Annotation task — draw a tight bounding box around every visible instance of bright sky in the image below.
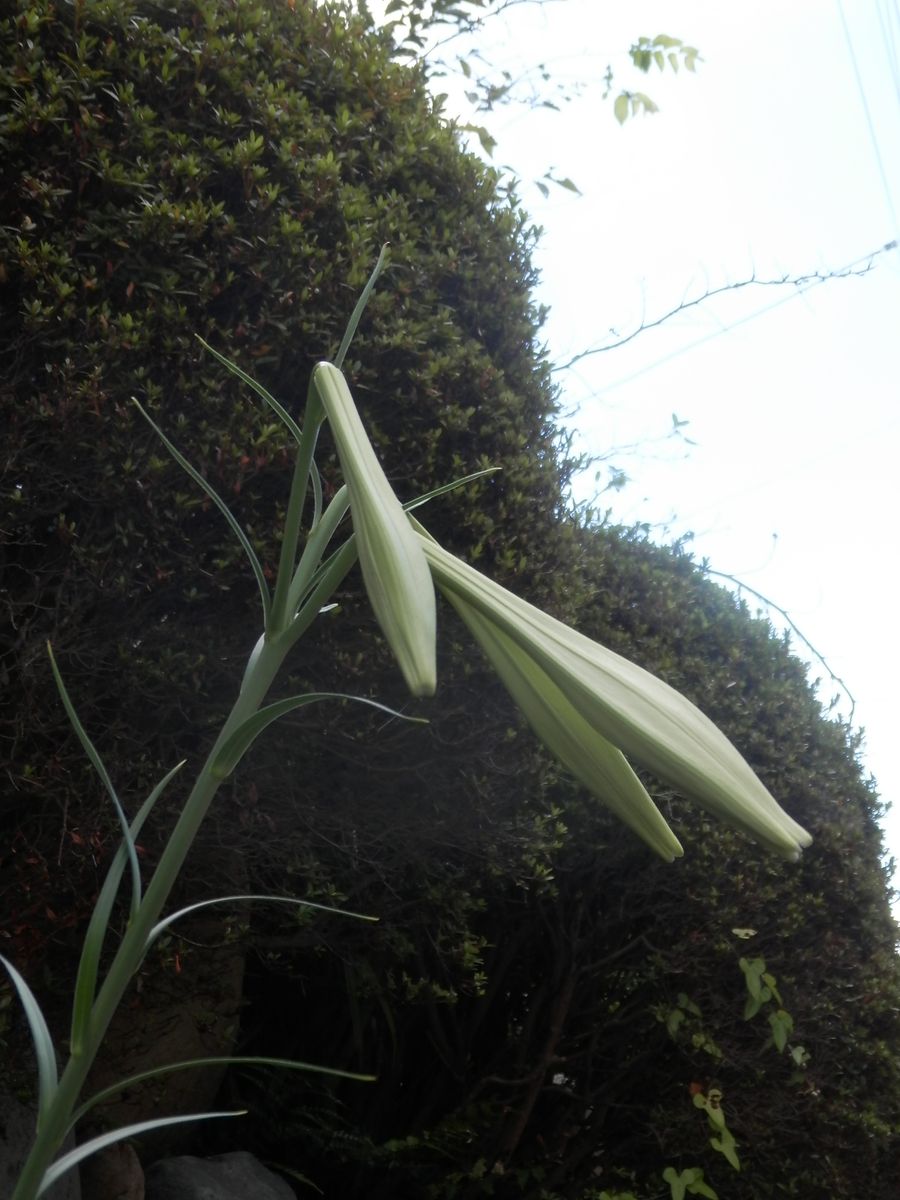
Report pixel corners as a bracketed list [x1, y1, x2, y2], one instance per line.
[367, 1, 900, 907]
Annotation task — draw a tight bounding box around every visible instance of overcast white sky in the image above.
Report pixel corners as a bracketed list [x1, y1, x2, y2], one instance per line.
[367, 1, 900, 906]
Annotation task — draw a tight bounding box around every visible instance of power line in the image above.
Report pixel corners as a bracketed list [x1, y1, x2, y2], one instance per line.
[836, 0, 900, 239]
[875, 0, 900, 104]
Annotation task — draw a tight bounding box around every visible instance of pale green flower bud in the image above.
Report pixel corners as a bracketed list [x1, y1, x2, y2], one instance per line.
[417, 526, 811, 860]
[454, 597, 684, 861]
[315, 363, 436, 696]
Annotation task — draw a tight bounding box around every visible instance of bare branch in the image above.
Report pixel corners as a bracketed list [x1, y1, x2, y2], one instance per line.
[703, 567, 857, 725]
[553, 241, 897, 373]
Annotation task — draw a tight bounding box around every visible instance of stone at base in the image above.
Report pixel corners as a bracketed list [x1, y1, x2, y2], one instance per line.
[0, 1091, 81, 1200]
[144, 1152, 296, 1200]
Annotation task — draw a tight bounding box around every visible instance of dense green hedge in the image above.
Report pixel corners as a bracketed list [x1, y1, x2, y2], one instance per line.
[2, 3, 897, 1198]
[220, 528, 898, 1200]
[1, 0, 578, 935]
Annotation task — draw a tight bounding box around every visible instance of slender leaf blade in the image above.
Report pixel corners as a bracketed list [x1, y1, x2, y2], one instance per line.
[195, 337, 304, 444]
[0, 956, 58, 1124]
[47, 645, 142, 918]
[133, 399, 270, 622]
[73, 1056, 375, 1125]
[402, 467, 500, 512]
[70, 761, 185, 1054]
[146, 892, 376, 949]
[38, 1113, 246, 1194]
[210, 692, 427, 779]
[335, 244, 389, 369]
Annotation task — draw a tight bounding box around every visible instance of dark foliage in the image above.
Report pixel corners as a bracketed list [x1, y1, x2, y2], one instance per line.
[1, 3, 897, 1198]
[1, 0, 576, 954]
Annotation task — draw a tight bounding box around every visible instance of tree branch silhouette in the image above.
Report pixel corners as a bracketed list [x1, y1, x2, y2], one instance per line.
[704, 567, 857, 724]
[554, 241, 897, 373]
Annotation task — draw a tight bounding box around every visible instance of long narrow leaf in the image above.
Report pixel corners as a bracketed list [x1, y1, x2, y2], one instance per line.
[195, 337, 304, 445]
[285, 536, 359, 650]
[310, 454, 324, 530]
[402, 467, 500, 512]
[210, 692, 427, 779]
[146, 892, 376, 949]
[70, 761, 185, 1055]
[335, 244, 389, 369]
[47, 645, 142, 919]
[268, 373, 326, 633]
[73, 1056, 375, 1126]
[287, 471, 496, 626]
[286, 485, 351, 620]
[38, 1113, 246, 1195]
[0, 956, 58, 1125]
[133, 399, 270, 622]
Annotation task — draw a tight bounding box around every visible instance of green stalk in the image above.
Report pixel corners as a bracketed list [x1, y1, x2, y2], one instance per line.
[11, 633, 290, 1200]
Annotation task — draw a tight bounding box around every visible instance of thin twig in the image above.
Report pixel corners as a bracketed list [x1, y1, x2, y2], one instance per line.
[554, 242, 896, 373]
[704, 567, 856, 724]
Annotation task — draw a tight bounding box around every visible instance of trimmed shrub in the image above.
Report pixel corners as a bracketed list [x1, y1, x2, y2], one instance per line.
[1, 3, 897, 1197]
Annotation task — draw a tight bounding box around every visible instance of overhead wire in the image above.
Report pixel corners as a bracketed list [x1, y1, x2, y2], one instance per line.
[876, 0, 900, 103]
[836, 0, 900, 240]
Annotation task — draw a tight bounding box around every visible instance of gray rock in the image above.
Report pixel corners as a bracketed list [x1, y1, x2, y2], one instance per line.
[144, 1152, 296, 1200]
[79, 1143, 144, 1199]
[0, 1091, 81, 1200]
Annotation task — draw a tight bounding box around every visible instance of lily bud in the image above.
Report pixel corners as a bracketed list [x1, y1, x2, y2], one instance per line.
[315, 363, 436, 696]
[417, 526, 811, 860]
[455, 598, 684, 861]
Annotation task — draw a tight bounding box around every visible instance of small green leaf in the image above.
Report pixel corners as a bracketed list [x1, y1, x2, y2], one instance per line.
[666, 1007, 685, 1037]
[769, 1008, 794, 1052]
[554, 176, 581, 194]
[663, 1166, 687, 1200]
[614, 93, 630, 124]
[683, 1167, 719, 1199]
[633, 92, 659, 116]
[710, 1126, 741, 1171]
[740, 955, 765, 999]
[461, 123, 496, 156]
